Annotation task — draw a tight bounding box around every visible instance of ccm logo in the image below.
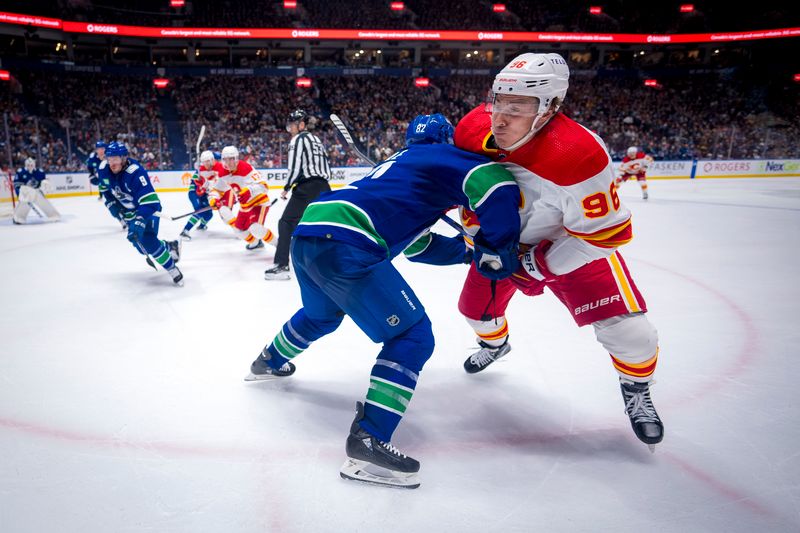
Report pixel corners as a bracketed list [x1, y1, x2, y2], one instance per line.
[574, 295, 620, 315]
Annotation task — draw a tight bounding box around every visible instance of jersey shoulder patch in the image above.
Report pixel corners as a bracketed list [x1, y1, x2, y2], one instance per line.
[507, 114, 609, 187]
[125, 163, 141, 174]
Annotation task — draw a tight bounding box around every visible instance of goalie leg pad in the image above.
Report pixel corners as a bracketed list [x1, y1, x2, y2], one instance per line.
[32, 193, 60, 221]
[12, 201, 32, 224]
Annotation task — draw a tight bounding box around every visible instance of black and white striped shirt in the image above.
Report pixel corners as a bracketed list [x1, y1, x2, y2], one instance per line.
[285, 131, 331, 190]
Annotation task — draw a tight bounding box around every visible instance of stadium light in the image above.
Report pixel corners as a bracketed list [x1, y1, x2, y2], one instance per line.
[296, 77, 312, 88]
[169, 0, 185, 7]
[493, 4, 506, 12]
[390, 2, 405, 11]
[284, 0, 297, 8]
[0, 70, 10, 81]
[153, 78, 170, 89]
[644, 79, 659, 87]
[414, 77, 430, 88]
[679, 4, 695, 13]
[589, 6, 602, 15]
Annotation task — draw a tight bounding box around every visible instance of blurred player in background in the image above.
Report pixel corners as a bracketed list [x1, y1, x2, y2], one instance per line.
[209, 145, 276, 251]
[264, 109, 332, 281]
[86, 140, 106, 201]
[180, 150, 221, 240]
[12, 157, 59, 224]
[616, 146, 654, 200]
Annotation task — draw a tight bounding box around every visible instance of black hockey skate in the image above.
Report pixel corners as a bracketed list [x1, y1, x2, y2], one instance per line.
[179, 229, 192, 241]
[264, 264, 291, 281]
[245, 239, 264, 251]
[167, 239, 182, 262]
[463, 338, 511, 374]
[340, 402, 420, 489]
[244, 348, 296, 381]
[619, 378, 663, 452]
[167, 266, 184, 287]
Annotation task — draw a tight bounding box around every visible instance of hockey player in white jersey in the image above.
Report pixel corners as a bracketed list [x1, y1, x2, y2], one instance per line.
[12, 158, 60, 224]
[455, 53, 663, 451]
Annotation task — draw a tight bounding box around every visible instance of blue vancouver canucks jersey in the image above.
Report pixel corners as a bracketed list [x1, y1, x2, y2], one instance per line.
[99, 159, 162, 219]
[295, 143, 520, 258]
[14, 168, 47, 193]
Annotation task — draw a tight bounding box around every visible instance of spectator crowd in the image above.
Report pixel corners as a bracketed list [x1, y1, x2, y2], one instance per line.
[3, 69, 798, 173]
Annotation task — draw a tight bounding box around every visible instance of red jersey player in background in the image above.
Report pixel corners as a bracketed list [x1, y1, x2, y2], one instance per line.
[180, 150, 224, 240]
[616, 146, 654, 200]
[210, 145, 276, 251]
[455, 53, 663, 451]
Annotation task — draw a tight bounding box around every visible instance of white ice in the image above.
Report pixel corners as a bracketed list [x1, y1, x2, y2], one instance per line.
[1, 178, 799, 533]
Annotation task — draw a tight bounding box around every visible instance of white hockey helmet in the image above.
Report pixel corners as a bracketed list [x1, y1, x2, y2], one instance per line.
[200, 150, 215, 165]
[492, 53, 570, 114]
[490, 53, 570, 150]
[24, 157, 36, 171]
[221, 146, 239, 160]
[627, 146, 639, 158]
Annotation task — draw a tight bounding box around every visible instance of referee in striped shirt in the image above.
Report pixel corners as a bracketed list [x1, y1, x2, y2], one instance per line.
[265, 109, 332, 280]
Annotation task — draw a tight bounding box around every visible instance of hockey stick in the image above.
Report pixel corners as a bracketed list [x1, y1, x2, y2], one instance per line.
[165, 197, 279, 222]
[195, 125, 206, 168]
[330, 113, 375, 166]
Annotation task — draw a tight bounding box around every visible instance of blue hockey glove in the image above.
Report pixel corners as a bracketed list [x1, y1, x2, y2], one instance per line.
[474, 240, 519, 280]
[89, 175, 99, 186]
[127, 216, 147, 246]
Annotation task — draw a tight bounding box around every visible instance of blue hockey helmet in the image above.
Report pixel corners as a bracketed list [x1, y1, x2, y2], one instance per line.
[105, 141, 129, 157]
[95, 140, 107, 149]
[405, 113, 454, 146]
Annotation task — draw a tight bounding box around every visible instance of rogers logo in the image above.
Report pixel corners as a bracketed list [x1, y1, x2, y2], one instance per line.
[646, 35, 671, 43]
[478, 32, 503, 40]
[291, 30, 298, 37]
[87, 24, 118, 34]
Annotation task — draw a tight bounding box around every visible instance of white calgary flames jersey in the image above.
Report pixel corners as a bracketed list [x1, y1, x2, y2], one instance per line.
[212, 160, 269, 205]
[455, 107, 633, 276]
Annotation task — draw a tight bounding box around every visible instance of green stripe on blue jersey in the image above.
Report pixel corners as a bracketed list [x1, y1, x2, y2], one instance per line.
[138, 192, 160, 205]
[402, 232, 432, 258]
[272, 330, 304, 359]
[365, 377, 414, 415]
[462, 162, 516, 210]
[299, 201, 388, 250]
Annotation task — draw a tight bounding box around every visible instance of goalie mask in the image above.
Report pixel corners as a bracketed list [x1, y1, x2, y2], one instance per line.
[24, 158, 36, 172]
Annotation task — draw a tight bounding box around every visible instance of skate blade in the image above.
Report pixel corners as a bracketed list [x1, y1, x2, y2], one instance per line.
[648, 444, 656, 453]
[243, 372, 285, 382]
[339, 458, 420, 489]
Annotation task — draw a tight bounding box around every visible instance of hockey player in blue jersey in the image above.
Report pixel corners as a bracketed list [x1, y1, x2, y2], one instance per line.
[12, 157, 60, 224]
[86, 140, 106, 200]
[245, 114, 521, 488]
[99, 142, 184, 286]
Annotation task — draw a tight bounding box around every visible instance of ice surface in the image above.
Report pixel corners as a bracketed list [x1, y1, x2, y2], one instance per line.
[1, 178, 799, 532]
